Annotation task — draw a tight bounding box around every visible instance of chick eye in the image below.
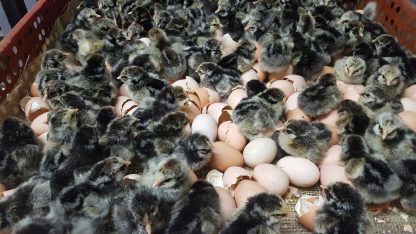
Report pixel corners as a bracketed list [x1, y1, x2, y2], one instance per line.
[159, 178, 172, 186]
[376, 124, 382, 134]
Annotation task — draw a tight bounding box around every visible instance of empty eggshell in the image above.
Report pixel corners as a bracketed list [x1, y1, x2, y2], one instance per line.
[284, 75, 306, 92]
[218, 121, 247, 151]
[172, 76, 199, 92]
[215, 186, 237, 226]
[203, 88, 221, 104]
[268, 80, 295, 99]
[192, 114, 217, 142]
[234, 180, 267, 208]
[319, 145, 342, 168]
[209, 141, 244, 172]
[277, 156, 320, 187]
[23, 97, 50, 122]
[31, 112, 49, 136]
[320, 164, 352, 187]
[207, 103, 231, 123]
[285, 92, 301, 112]
[194, 88, 210, 107]
[179, 99, 201, 123]
[223, 166, 252, 191]
[206, 169, 224, 188]
[252, 63, 266, 81]
[241, 69, 259, 85]
[115, 96, 139, 117]
[243, 138, 277, 167]
[401, 98, 416, 113]
[398, 111, 416, 132]
[296, 196, 324, 231]
[227, 86, 247, 109]
[221, 34, 239, 55]
[253, 164, 289, 196]
[286, 108, 311, 121]
[404, 85, 416, 102]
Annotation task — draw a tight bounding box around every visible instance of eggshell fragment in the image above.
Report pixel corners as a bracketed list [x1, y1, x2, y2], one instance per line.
[209, 141, 244, 172]
[223, 166, 252, 191]
[401, 98, 416, 113]
[31, 112, 49, 136]
[320, 164, 351, 187]
[194, 88, 210, 107]
[221, 34, 239, 55]
[218, 121, 247, 151]
[268, 65, 293, 81]
[227, 86, 247, 109]
[31, 82, 41, 97]
[243, 138, 277, 167]
[284, 75, 306, 92]
[115, 96, 139, 117]
[215, 186, 237, 226]
[286, 108, 311, 121]
[253, 164, 289, 196]
[319, 145, 342, 168]
[234, 180, 267, 208]
[23, 97, 50, 122]
[398, 111, 416, 132]
[404, 85, 416, 102]
[241, 69, 259, 85]
[172, 76, 199, 92]
[192, 114, 217, 142]
[285, 92, 301, 112]
[268, 80, 295, 99]
[206, 169, 224, 188]
[277, 156, 320, 187]
[179, 99, 201, 123]
[296, 196, 324, 231]
[203, 88, 221, 104]
[207, 103, 231, 123]
[252, 63, 266, 81]
[328, 125, 339, 145]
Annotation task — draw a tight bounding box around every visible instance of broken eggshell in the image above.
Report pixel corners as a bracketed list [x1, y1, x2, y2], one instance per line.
[296, 195, 324, 231]
[206, 169, 225, 188]
[172, 76, 199, 92]
[223, 166, 252, 192]
[217, 121, 247, 151]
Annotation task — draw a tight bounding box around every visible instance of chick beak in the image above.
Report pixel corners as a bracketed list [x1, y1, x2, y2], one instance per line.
[348, 68, 354, 77]
[381, 130, 389, 140]
[145, 223, 152, 234]
[152, 176, 163, 187]
[123, 160, 131, 166]
[244, 26, 250, 32]
[117, 76, 126, 82]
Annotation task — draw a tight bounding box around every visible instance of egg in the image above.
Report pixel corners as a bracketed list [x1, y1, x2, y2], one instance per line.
[223, 166, 252, 191]
[243, 138, 277, 167]
[401, 98, 416, 113]
[207, 103, 231, 123]
[218, 121, 247, 151]
[404, 85, 416, 102]
[286, 108, 311, 121]
[192, 114, 217, 142]
[227, 86, 247, 109]
[22, 96, 50, 122]
[268, 65, 293, 81]
[188, 93, 202, 109]
[241, 68, 259, 85]
[276, 156, 320, 187]
[319, 145, 342, 168]
[252, 63, 266, 81]
[179, 99, 201, 123]
[172, 76, 199, 92]
[253, 164, 289, 196]
[343, 84, 365, 101]
[284, 75, 306, 92]
[38, 131, 48, 145]
[221, 34, 239, 55]
[194, 88, 210, 108]
[398, 111, 416, 132]
[209, 141, 244, 172]
[234, 180, 267, 208]
[215, 186, 237, 226]
[268, 80, 294, 99]
[285, 92, 301, 112]
[296, 196, 324, 231]
[317, 110, 338, 128]
[118, 84, 131, 97]
[31, 82, 41, 97]
[206, 169, 224, 188]
[115, 96, 139, 117]
[203, 88, 221, 104]
[31, 112, 49, 136]
[320, 164, 352, 187]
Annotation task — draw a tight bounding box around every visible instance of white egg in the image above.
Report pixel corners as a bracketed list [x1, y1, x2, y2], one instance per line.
[253, 164, 289, 196]
[276, 156, 320, 187]
[192, 114, 218, 142]
[243, 138, 277, 167]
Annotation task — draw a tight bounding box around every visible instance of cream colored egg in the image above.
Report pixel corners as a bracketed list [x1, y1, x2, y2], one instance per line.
[320, 164, 352, 187]
[227, 87, 247, 109]
[276, 156, 320, 187]
[404, 85, 416, 102]
[285, 92, 301, 112]
[31, 112, 49, 136]
[401, 98, 416, 113]
[192, 114, 217, 142]
[253, 164, 289, 196]
[243, 138, 277, 167]
[398, 111, 416, 132]
[215, 186, 237, 226]
[234, 180, 267, 208]
[284, 75, 306, 92]
[223, 166, 252, 191]
[218, 121, 247, 151]
[286, 108, 311, 121]
[209, 141, 244, 172]
[172, 76, 199, 92]
[241, 68, 259, 86]
[319, 145, 342, 168]
[268, 80, 294, 99]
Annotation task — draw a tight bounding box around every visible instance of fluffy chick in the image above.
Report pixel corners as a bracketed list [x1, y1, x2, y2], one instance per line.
[218, 41, 257, 73]
[232, 88, 285, 139]
[358, 86, 404, 117]
[117, 66, 168, 102]
[220, 193, 286, 234]
[341, 135, 402, 204]
[259, 36, 294, 73]
[197, 62, 242, 98]
[277, 120, 332, 163]
[336, 100, 370, 138]
[0, 117, 42, 189]
[186, 39, 222, 80]
[390, 159, 416, 215]
[298, 74, 342, 118]
[365, 112, 416, 161]
[334, 56, 367, 85]
[41, 49, 71, 70]
[166, 181, 221, 234]
[366, 64, 405, 98]
[172, 133, 212, 171]
[72, 28, 103, 65]
[315, 182, 373, 234]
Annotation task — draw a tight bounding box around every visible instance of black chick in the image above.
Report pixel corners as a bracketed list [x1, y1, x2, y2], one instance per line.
[96, 106, 117, 137]
[336, 100, 370, 138]
[315, 182, 373, 234]
[172, 133, 212, 171]
[218, 40, 257, 73]
[298, 74, 342, 118]
[0, 117, 42, 189]
[220, 193, 287, 234]
[390, 159, 416, 215]
[259, 36, 294, 73]
[196, 62, 242, 99]
[102, 27, 128, 69]
[186, 39, 222, 81]
[166, 180, 221, 234]
[358, 86, 403, 117]
[215, 0, 245, 41]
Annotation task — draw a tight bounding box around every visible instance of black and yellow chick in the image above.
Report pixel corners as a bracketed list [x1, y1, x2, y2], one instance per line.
[186, 39, 222, 81]
[315, 182, 373, 234]
[218, 40, 257, 73]
[366, 64, 405, 98]
[298, 74, 342, 118]
[390, 159, 416, 215]
[341, 135, 402, 205]
[173, 133, 212, 171]
[220, 193, 287, 234]
[277, 120, 332, 164]
[259, 36, 294, 73]
[358, 86, 403, 117]
[334, 56, 367, 85]
[336, 100, 370, 138]
[166, 180, 221, 234]
[72, 28, 103, 66]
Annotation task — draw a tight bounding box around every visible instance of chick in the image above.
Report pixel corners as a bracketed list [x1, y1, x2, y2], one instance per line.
[12, 216, 63, 234]
[365, 112, 416, 161]
[41, 49, 71, 70]
[291, 47, 331, 81]
[0, 117, 42, 189]
[390, 159, 416, 215]
[90, 17, 117, 39]
[97, 0, 119, 23]
[366, 64, 405, 98]
[218, 41, 257, 73]
[220, 193, 286, 234]
[166, 181, 221, 234]
[298, 74, 342, 118]
[196, 62, 242, 98]
[259, 36, 294, 73]
[172, 133, 212, 171]
[72, 28, 103, 65]
[102, 27, 128, 69]
[341, 135, 402, 204]
[148, 28, 187, 82]
[117, 66, 168, 102]
[186, 39, 222, 80]
[245, 79, 267, 97]
[334, 56, 367, 85]
[358, 86, 403, 116]
[336, 100, 370, 138]
[96, 106, 117, 136]
[277, 120, 332, 163]
[232, 88, 285, 139]
[315, 182, 373, 234]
